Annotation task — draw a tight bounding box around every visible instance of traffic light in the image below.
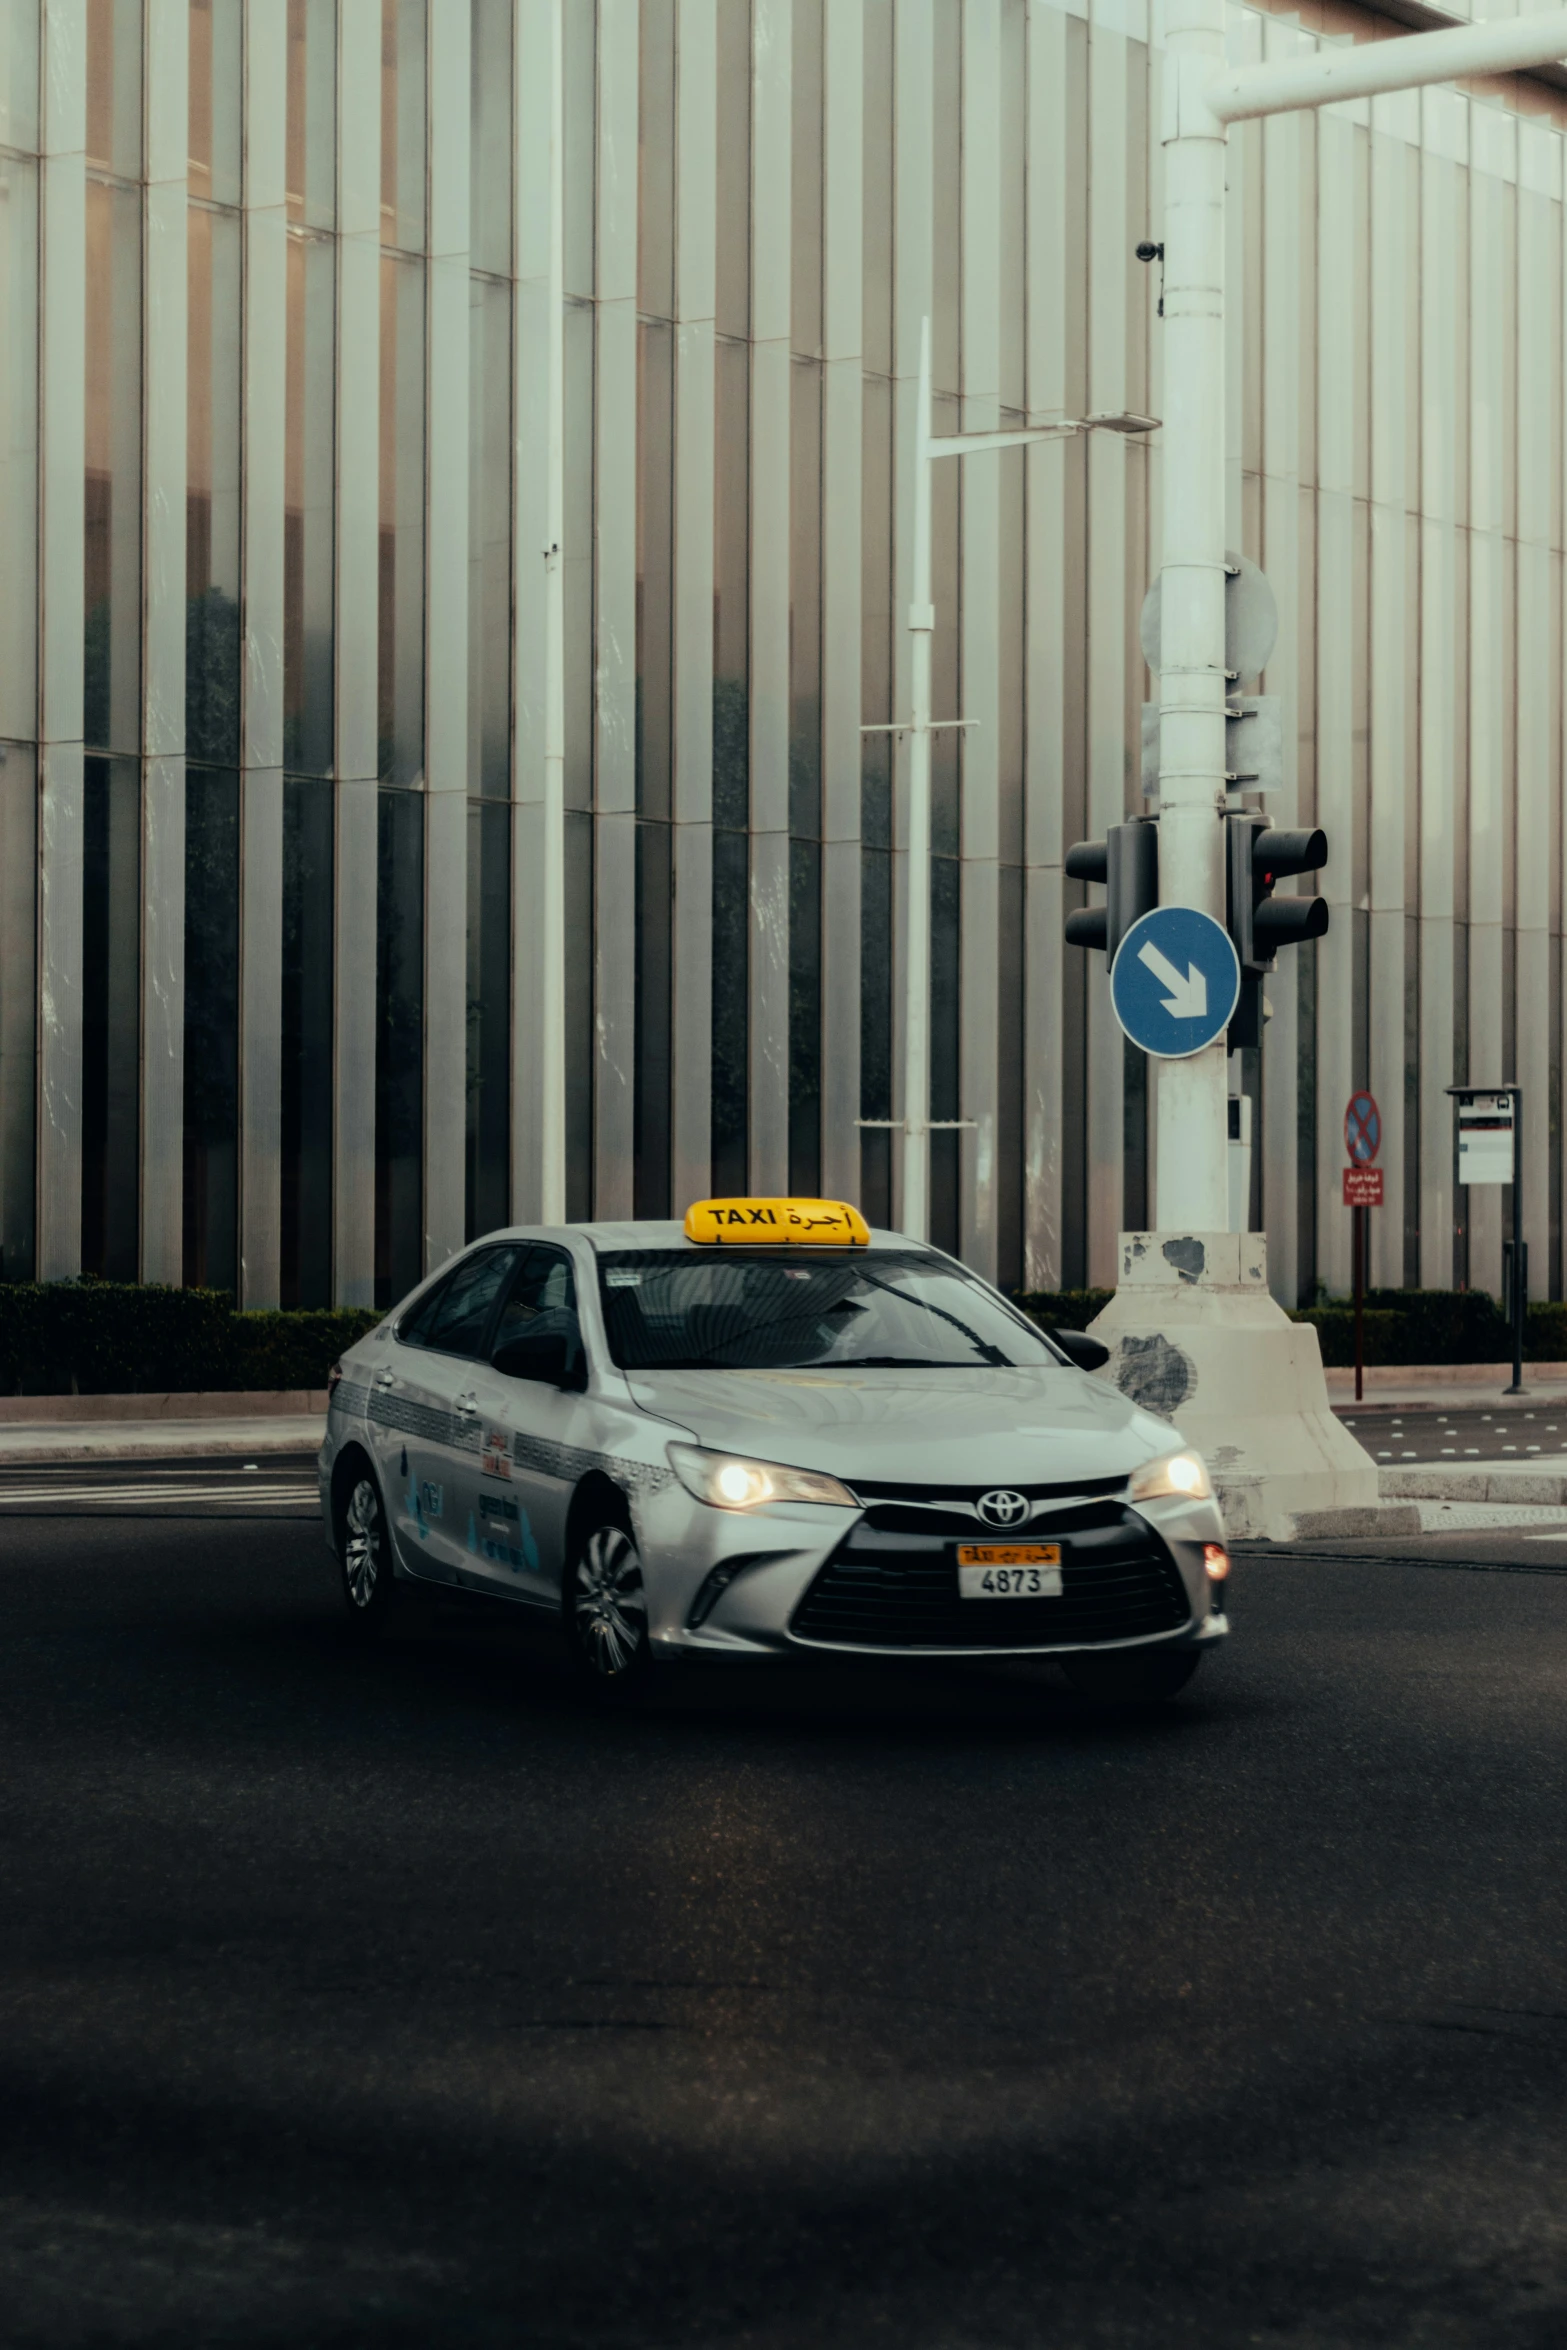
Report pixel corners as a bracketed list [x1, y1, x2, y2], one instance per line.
[1226, 814, 1329, 1048]
[1226, 815, 1330, 973]
[1064, 820, 1158, 964]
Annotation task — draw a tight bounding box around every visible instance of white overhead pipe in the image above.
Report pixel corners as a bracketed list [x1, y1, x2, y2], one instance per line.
[1209, 9, 1567, 124]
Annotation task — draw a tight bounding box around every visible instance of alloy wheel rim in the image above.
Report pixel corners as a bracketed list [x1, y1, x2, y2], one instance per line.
[574, 1524, 647, 1676]
[344, 1478, 382, 1608]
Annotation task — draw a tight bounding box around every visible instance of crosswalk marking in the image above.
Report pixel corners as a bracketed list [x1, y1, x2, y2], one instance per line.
[0, 1483, 317, 1505]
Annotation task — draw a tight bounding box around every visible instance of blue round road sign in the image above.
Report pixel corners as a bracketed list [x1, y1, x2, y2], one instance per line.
[1110, 906, 1241, 1059]
[1345, 1091, 1381, 1165]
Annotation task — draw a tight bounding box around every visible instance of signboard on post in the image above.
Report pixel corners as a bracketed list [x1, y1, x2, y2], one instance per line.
[1343, 1166, 1384, 1208]
[1342, 1091, 1383, 1403]
[1344, 1092, 1381, 1167]
[1455, 1091, 1516, 1186]
[1109, 906, 1241, 1059]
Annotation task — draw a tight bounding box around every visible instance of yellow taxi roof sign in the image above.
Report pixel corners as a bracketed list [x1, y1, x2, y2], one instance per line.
[684, 1197, 871, 1247]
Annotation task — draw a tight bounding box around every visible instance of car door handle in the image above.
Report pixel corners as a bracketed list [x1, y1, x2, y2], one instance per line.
[374, 1371, 397, 1390]
[454, 1393, 479, 1415]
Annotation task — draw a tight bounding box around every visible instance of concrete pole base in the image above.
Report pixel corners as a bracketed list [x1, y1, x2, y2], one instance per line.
[1086, 1231, 1383, 1541]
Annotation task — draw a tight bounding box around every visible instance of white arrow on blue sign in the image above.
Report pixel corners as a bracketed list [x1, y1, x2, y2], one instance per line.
[1109, 906, 1242, 1059]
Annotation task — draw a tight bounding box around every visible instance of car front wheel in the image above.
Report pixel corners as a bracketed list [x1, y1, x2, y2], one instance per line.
[1062, 1646, 1201, 1705]
[565, 1503, 651, 1693]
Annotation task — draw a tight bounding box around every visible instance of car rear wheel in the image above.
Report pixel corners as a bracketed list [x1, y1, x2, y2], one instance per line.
[337, 1465, 396, 1634]
[1062, 1646, 1201, 1705]
[565, 1503, 651, 1693]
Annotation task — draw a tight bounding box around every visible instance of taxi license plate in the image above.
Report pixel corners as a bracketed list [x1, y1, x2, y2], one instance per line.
[956, 1543, 1062, 1599]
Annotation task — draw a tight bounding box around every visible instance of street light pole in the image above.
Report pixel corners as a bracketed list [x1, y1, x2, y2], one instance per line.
[539, 0, 567, 1225]
[870, 321, 1156, 1242]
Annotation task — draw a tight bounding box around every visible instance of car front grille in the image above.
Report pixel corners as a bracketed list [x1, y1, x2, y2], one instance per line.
[847, 1472, 1129, 1507]
[790, 1501, 1191, 1651]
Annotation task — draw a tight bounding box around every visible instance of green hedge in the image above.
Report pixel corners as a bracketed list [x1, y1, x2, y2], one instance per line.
[1015, 1282, 1567, 1368]
[1012, 1290, 1115, 1333]
[0, 1282, 379, 1396]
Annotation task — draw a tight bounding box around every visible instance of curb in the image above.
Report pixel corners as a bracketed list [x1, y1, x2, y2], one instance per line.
[0, 1419, 324, 1466]
[0, 1390, 328, 1424]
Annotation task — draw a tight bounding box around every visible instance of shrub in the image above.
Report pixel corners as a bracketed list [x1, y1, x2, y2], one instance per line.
[1012, 1289, 1115, 1334]
[0, 1281, 379, 1396]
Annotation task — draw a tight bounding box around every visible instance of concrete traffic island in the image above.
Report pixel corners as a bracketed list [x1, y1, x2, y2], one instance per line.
[1087, 1230, 1415, 1541]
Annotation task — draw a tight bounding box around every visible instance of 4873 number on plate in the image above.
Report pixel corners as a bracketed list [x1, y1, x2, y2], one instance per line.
[955, 1542, 1063, 1600]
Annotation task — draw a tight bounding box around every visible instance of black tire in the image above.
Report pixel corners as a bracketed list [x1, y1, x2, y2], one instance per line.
[1061, 1646, 1201, 1705]
[563, 1497, 652, 1695]
[335, 1460, 397, 1635]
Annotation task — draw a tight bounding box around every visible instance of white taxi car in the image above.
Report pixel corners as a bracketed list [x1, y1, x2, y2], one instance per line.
[319, 1199, 1230, 1703]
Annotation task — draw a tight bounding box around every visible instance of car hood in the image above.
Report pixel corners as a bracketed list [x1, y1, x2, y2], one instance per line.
[624, 1363, 1175, 1486]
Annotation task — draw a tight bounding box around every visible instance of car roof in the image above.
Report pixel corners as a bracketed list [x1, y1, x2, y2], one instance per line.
[465, 1221, 931, 1255]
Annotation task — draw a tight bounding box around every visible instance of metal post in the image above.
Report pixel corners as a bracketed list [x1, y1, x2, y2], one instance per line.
[900, 317, 935, 1244]
[539, 0, 567, 1223]
[1152, 0, 1231, 1231]
[1508, 1089, 1525, 1396]
[1353, 1204, 1364, 1404]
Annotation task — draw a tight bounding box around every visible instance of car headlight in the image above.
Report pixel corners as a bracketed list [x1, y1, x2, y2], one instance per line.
[666, 1443, 857, 1511]
[1128, 1448, 1212, 1503]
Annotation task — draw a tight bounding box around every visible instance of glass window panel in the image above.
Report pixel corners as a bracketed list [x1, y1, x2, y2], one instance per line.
[468, 274, 511, 796]
[287, 0, 337, 229]
[789, 358, 822, 842]
[0, 155, 38, 744]
[375, 784, 424, 1306]
[378, 250, 426, 785]
[85, 176, 141, 756]
[0, 2, 38, 153]
[712, 336, 749, 830]
[563, 0, 595, 298]
[86, 0, 141, 178]
[0, 742, 35, 1279]
[930, 851, 960, 1256]
[999, 0, 1026, 412]
[860, 373, 892, 851]
[381, 0, 427, 254]
[188, 0, 242, 207]
[790, 0, 823, 358]
[466, 798, 510, 1241]
[788, 835, 820, 1195]
[710, 826, 747, 1196]
[564, 300, 594, 810]
[285, 228, 336, 775]
[82, 755, 141, 1280]
[931, 394, 960, 856]
[634, 819, 671, 1217]
[858, 843, 892, 1226]
[187, 202, 242, 766]
[636, 318, 673, 821]
[469, 0, 513, 274]
[862, 0, 893, 378]
[637, 0, 675, 320]
[996, 859, 1024, 1292]
[281, 774, 334, 1307]
[998, 439, 1024, 866]
[565, 805, 593, 1217]
[714, 0, 750, 341]
[183, 766, 240, 1294]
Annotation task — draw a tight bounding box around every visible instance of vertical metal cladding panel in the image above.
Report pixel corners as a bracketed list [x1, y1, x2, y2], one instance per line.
[0, 745, 37, 1281]
[1418, 90, 1463, 1292]
[1258, 19, 1309, 1303]
[512, 0, 553, 1226]
[748, 0, 791, 1196]
[1469, 106, 1511, 1303]
[1084, 4, 1127, 1283]
[424, 2, 471, 1273]
[333, 0, 381, 1306]
[1022, 0, 1073, 1293]
[237, 0, 287, 1306]
[37, 0, 86, 1280]
[671, 0, 717, 1218]
[594, 0, 638, 1218]
[1313, 102, 1358, 1302]
[889, 0, 933, 1234]
[1367, 94, 1415, 1291]
[819, 0, 861, 1210]
[1516, 123, 1557, 1305]
[958, 0, 1000, 1284]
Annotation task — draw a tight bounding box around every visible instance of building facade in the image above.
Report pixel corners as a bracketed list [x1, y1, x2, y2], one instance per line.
[2, 0, 1567, 1309]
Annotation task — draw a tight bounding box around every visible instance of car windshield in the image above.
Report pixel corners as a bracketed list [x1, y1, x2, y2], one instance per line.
[595, 1249, 1063, 1372]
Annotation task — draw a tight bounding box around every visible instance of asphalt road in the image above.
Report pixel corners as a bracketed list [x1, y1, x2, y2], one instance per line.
[8, 1473, 1567, 2346]
[1342, 1404, 1567, 1463]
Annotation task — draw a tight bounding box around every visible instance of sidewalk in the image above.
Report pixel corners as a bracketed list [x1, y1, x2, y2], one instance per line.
[1328, 1364, 1567, 1412]
[0, 1392, 325, 1466]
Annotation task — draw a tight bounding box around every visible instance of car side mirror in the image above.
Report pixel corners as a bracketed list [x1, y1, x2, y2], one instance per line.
[492, 1329, 585, 1389]
[1053, 1328, 1110, 1373]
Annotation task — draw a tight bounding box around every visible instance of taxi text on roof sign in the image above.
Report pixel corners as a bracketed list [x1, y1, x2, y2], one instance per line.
[683, 1198, 872, 1247]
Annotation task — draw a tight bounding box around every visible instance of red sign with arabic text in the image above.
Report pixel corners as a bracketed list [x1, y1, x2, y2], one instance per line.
[1343, 1166, 1384, 1208]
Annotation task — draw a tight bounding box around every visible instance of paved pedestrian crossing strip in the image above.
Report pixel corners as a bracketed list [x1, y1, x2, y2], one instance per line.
[0, 1470, 318, 1512]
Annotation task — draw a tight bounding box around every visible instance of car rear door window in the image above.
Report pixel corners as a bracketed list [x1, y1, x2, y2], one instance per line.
[492, 1246, 585, 1376]
[420, 1247, 521, 1359]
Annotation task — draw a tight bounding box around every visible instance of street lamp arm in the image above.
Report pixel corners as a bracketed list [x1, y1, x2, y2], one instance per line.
[1207, 7, 1567, 123]
[928, 413, 1159, 461]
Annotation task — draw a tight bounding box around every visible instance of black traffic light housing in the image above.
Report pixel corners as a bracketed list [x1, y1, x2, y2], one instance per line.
[1226, 814, 1330, 1047]
[1064, 820, 1158, 965]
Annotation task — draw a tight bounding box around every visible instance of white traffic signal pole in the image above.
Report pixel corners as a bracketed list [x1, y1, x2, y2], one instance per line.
[1156, 0, 1567, 1230]
[882, 321, 1154, 1241]
[540, 0, 567, 1224]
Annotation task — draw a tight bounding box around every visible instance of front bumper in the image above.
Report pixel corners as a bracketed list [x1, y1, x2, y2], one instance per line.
[634, 1480, 1228, 1662]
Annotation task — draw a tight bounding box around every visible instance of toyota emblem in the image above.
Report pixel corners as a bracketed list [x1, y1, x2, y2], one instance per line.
[976, 1488, 1029, 1529]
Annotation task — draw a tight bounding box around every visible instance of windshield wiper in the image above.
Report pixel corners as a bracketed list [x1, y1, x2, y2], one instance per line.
[829, 1355, 983, 1368]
